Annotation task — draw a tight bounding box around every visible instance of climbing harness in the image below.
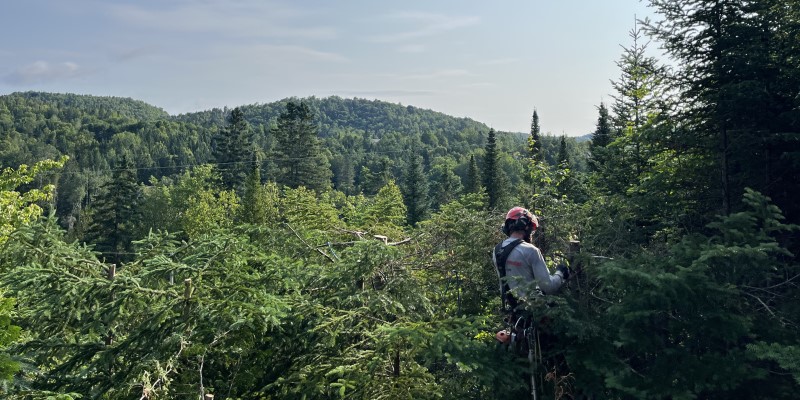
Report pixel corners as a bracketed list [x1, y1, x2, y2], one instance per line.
[494, 238, 523, 312]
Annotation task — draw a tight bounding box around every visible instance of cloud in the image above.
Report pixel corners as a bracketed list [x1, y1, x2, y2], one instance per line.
[217, 43, 349, 64]
[105, 1, 337, 40]
[370, 12, 480, 43]
[4, 61, 83, 85]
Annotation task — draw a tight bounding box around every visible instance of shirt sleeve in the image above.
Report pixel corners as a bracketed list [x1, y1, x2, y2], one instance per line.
[528, 245, 564, 294]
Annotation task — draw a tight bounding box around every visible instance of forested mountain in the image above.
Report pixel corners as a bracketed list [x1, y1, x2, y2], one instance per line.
[0, 91, 585, 232]
[1, 1, 799, 398]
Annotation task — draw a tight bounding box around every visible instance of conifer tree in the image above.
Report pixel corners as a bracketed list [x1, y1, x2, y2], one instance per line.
[83, 153, 140, 266]
[272, 102, 332, 192]
[528, 109, 542, 161]
[428, 161, 462, 211]
[366, 179, 407, 235]
[482, 129, 500, 209]
[239, 160, 278, 225]
[646, 0, 800, 220]
[465, 154, 482, 194]
[213, 107, 253, 193]
[591, 102, 612, 149]
[557, 135, 570, 167]
[401, 153, 429, 226]
[610, 23, 661, 182]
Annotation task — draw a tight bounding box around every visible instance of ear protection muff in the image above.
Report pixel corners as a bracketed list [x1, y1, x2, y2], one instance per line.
[502, 215, 532, 235]
[502, 208, 538, 236]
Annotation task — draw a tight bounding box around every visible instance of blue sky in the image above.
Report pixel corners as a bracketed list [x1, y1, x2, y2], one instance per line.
[0, 0, 657, 136]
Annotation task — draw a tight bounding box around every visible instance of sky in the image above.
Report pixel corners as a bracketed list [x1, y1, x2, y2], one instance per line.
[0, 0, 658, 136]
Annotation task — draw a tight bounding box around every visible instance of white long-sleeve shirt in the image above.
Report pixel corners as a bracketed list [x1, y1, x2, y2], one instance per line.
[493, 238, 565, 299]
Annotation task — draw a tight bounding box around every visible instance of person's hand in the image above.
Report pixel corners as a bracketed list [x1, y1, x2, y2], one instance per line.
[556, 264, 570, 281]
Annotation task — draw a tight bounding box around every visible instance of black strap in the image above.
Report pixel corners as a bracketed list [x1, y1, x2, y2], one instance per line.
[494, 239, 523, 311]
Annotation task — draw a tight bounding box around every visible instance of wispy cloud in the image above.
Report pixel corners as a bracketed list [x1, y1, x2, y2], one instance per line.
[105, 1, 337, 40]
[219, 43, 350, 64]
[370, 12, 479, 43]
[4, 61, 83, 85]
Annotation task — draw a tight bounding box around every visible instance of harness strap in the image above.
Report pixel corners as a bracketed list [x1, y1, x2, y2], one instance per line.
[494, 238, 523, 312]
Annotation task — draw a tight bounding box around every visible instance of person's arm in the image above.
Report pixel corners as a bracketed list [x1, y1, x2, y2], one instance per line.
[528, 246, 565, 294]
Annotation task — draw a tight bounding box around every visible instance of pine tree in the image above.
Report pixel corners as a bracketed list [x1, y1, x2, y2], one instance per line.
[83, 154, 141, 266]
[213, 107, 254, 193]
[272, 102, 332, 192]
[482, 129, 500, 209]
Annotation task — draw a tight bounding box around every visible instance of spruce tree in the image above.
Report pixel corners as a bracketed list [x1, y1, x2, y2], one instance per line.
[482, 129, 500, 209]
[591, 102, 612, 149]
[239, 160, 276, 225]
[465, 154, 482, 194]
[557, 135, 570, 167]
[213, 107, 253, 193]
[83, 154, 140, 266]
[401, 153, 429, 226]
[528, 109, 542, 161]
[272, 102, 332, 192]
[428, 160, 462, 211]
[646, 0, 800, 221]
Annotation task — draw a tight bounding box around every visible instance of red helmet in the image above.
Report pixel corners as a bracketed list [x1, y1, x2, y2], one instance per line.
[503, 207, 539, 235]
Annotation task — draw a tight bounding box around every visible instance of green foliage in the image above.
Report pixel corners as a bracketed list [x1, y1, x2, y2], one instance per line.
[362, 180, 406, 237]
[83, 154, 141, 265]
[213, 107, 254, 192]
[482, 129, 501, 209]
[576, 190, 800, 398]
[2, 10, 800, 396]
[0, 158, 65, 246]
[401, 153, 429, 226]
[464, 154, 482, 195]
[239, 168, 280, 225]
[0, 293, 21, 386]
[271, 101, 332, 192]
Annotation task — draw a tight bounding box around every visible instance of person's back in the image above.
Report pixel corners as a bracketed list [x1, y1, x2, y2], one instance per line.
[493, 207, 568, 309]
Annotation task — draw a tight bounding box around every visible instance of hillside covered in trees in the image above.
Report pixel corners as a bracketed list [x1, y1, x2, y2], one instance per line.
[1, 0, 800, 399]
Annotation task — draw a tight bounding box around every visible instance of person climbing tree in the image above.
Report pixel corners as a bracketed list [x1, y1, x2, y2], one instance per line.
[493, 207, 568, 311]
[493, 206, 570, 399]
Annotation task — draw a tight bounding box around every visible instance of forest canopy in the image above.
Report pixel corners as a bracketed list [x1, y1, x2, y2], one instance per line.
[0, 0, 799, 398]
